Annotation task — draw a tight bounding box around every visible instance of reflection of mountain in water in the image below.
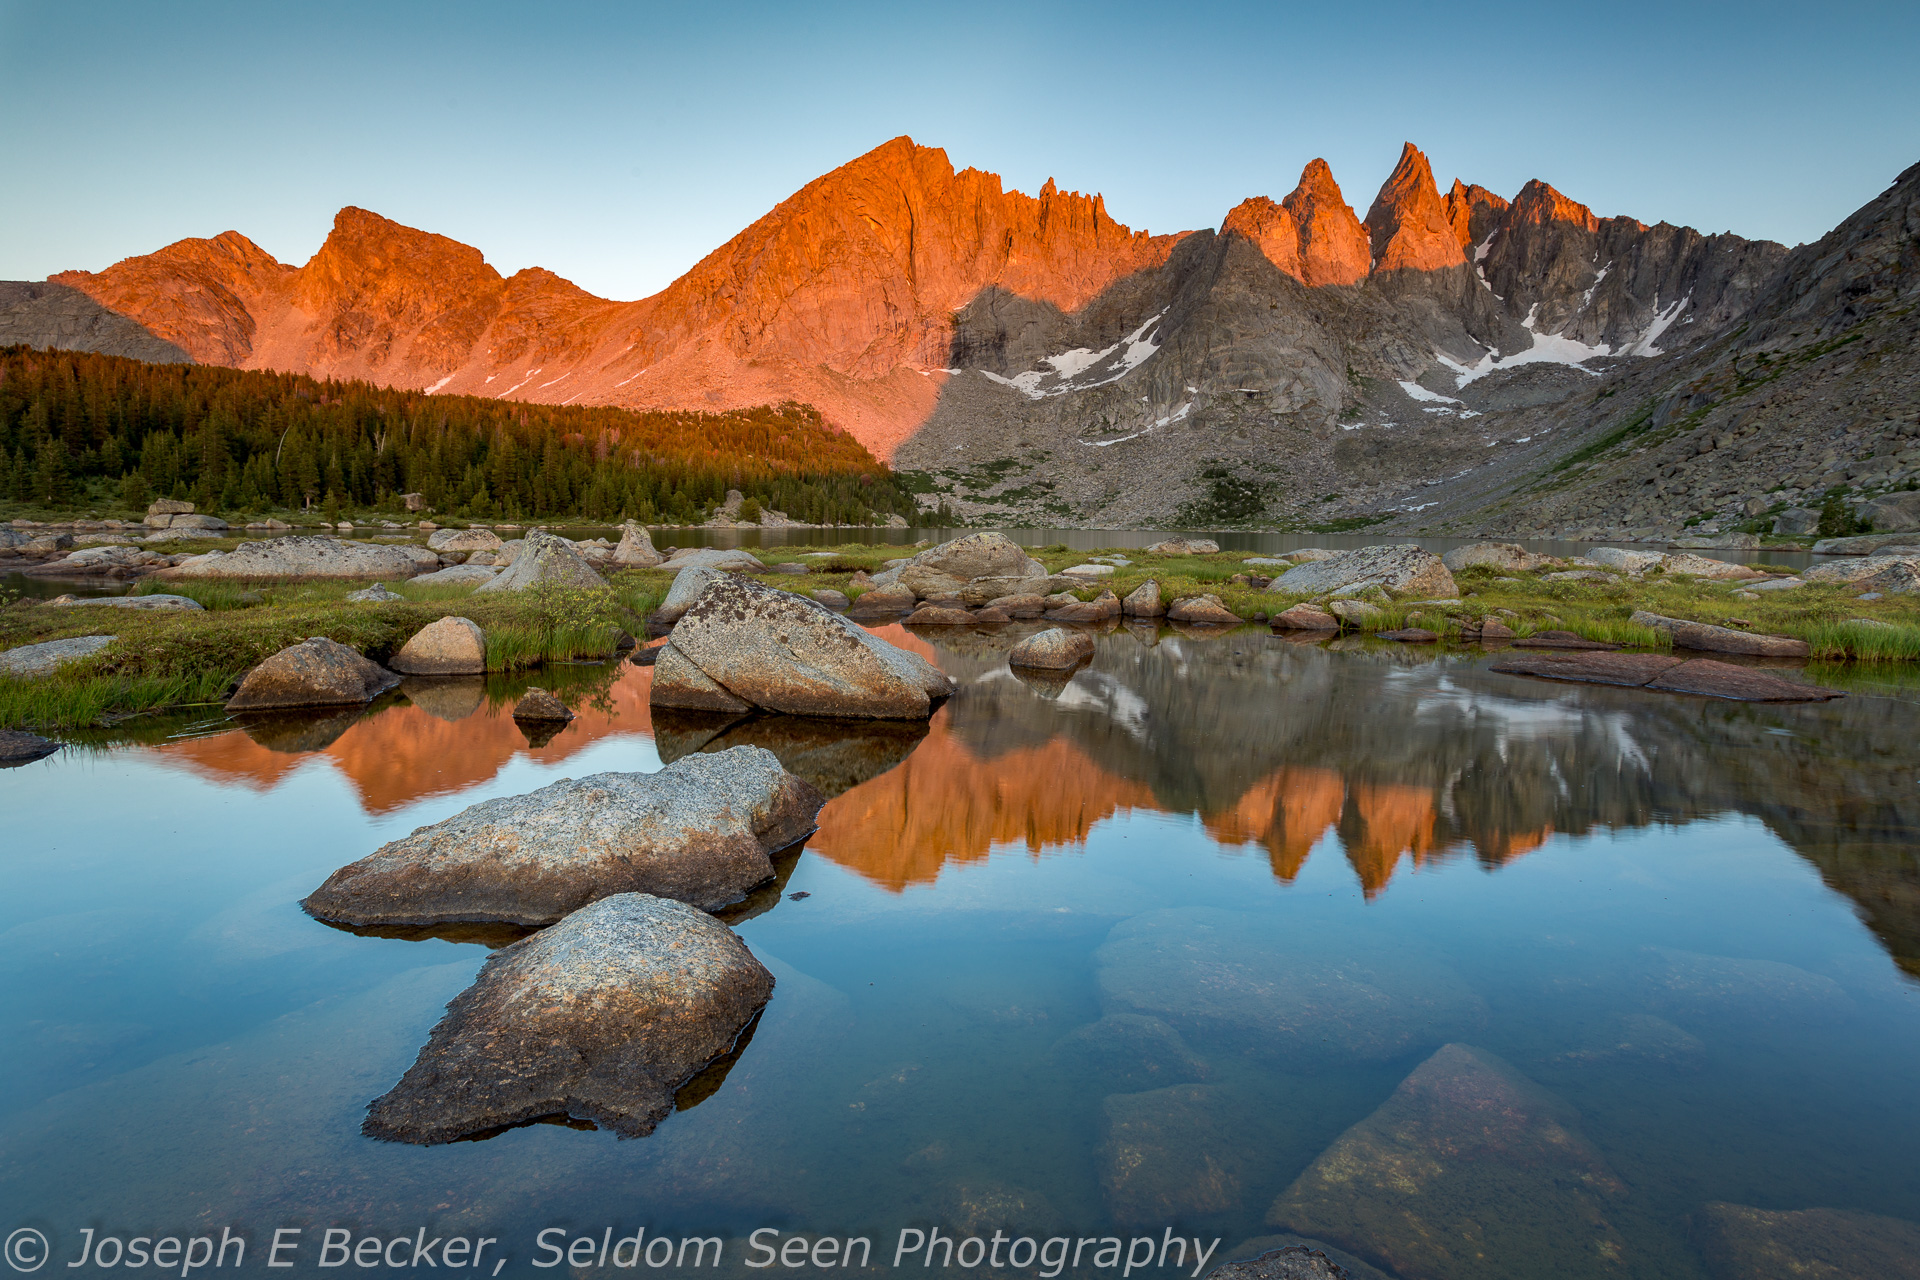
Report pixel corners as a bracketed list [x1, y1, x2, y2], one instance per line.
[866, 627, 1920, 974]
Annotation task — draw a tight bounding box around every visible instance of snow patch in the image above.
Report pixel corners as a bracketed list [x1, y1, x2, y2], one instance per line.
[1580, 262, 1611, 309]
[425, 375, 455, 394]
[1076, 400, 1190, 447]
[498, 368, 542, 397]
[981, 312, 1166, 400]
[1399, 380, 1463, 405]
[615, 368, 647, 387]
[1627, 294, 1689, 356]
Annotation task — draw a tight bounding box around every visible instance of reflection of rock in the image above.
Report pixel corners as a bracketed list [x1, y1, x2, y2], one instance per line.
[1693, 1202, 1920, 1280]
[0, 729, 61, 766]
[1267, 1044, 1627, 1280]
[654, 708, 928, 799]
[1010, 665, 1076, 699]
[364, 894, 773, 1144]
[1095, 908, 1486, 1068]
[235, 706, 368, 753]
[399, 677, 486, 723]
[517, 718, 567, 748]
[1100, 1084, 1250, 1223]
[1048, 1013, 1207, 1092]
[303, 746, 824, 925]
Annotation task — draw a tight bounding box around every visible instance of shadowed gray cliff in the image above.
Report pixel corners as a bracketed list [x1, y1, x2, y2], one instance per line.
[302, 746, 823, 925]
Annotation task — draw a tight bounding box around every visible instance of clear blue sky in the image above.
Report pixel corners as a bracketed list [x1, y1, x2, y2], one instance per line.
[2, 0, 1915, 301]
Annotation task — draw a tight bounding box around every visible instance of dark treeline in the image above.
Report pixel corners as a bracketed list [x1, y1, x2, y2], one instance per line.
[0, 347, 925, 525]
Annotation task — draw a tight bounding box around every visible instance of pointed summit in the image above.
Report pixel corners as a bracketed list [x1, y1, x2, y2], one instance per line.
[1506, 180, 1603, 234]
[1365, 143, 1467, 274]
[1221, 195, 1304, 280]
[1442, 179, 1510, 251]
[1281, 159, 1370, 286]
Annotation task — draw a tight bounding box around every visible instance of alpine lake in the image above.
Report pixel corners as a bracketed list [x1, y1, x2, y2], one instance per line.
[4, 528, 1919, 1280]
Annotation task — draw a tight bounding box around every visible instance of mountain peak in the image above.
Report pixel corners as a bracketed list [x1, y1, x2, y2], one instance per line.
[1507, 180, 1601, 234]
[1281, 159, 1370, 286]
[1442, 180, 1510, 250]
[1365, 142, 1467, 273]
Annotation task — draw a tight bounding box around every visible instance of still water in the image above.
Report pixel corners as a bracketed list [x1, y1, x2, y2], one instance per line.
[4, 625, 1919, 1279]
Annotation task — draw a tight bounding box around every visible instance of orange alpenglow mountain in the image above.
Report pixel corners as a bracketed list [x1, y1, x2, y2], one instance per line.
[49, 136, 1727, 464]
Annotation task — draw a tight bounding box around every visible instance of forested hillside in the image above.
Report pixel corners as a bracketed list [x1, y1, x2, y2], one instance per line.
[0, 347, 921, 525]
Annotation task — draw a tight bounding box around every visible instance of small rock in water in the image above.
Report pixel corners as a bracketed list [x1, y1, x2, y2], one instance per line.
[362, 893, 774, 1145]
[0, 729, 61, 766]
[512, 687, 574, 721]
[1009, 628, 1096, 670]
[303, 745, 825, 924]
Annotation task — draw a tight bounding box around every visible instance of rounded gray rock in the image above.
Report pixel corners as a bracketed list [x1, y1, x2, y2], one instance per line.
[1008, 627, 1096, 670]
[225, 637, 401, 711]
[362, 892, 774, 1144]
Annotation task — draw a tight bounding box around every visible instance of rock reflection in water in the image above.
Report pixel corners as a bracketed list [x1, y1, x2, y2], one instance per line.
[653, 708, 928, 800]
[233, 705, 377, 754]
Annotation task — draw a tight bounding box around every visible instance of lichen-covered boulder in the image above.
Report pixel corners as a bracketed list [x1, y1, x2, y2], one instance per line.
[1441, 541, 1552, 573]
[1147, 537, 1220, 555]
[475, 530, 607, 593]
[362, 893, 774, 1144]
[1269, 545, 1456, 599]
[904, 531, 1046, 583]
[1272, 604, 1338, 631]
[653, 566, 724, 626]
[1122, 580, 1165, 616]
[0, 635, 117, 677]
[225, 637, 401, 711]
[171, 536, 425, 580]
[303, 746, 824, 925]
[612, 521, 664, 567]
[1167, 594, 1242, 624]
[426, 527, 503, 554]
[392, 617, 486, 675]
[655, 575, 953, 719]
[661, 547, 766, 573]
[1009, 628, 1096, 670]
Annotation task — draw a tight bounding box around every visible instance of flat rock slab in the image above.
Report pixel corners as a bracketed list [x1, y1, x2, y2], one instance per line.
[0, 729, 60, 765]
[658, 574, 953, 719]
[1095, 908, 1485, 1070]
[1146, 537, 1220, 555]
[1267, 1044, 1627, 1280]
[45, 593, 203, 610]
[1693, 1202, 1920, 1280]
[1376, 628, 1438, 643]
[1647, 658, 1844, 701]
[661, 548, 766, 573]
[0, 634, 115, 677]
[363, 893, 773, 1144]
[172, 535, 426, 580]
[1630, 610, 1811, 657]
[302, 745, 824, 924]
[1492, 652, 1687, 687]
[1099, 1084, 1249, 1224]
[406, 563, 500, 587]
[225, 637, 401, 711]
[1513, 630, 1617, 650]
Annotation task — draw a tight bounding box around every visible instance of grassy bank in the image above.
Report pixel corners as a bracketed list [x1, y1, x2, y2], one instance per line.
[6, 540, 1917, 731]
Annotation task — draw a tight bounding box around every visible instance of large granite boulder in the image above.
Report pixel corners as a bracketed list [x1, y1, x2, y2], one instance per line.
[661, 547, 766, 573]
[1122, 580, 1165, 617]
[426, 527, 502, 554]
[612, 520, 664, 567]
[1661, 551, 1764, 580]
[0, 634, 115, 677]
[362, 893, 774, 1144]
[1585, 546, 1666, 575]
[225, 637, 401, 711]
[1095, 909, 1485, 1069]
[1441, 541, 1552, 572]
[1268, 546, 1457, 599]
[905, 531, 1046, 583]
[170, 536, 424, 580]
[1771, 507, 1822, 536]
[475, 529, 607, 593]
[1693, 1202, 1920, 1280]
[1147, 537, 1221, 555]
[652, 575, 953, 719]
[391, 617, 486, 675]
[1860, 490, 1920, 533]
[1803, 553, 1920, 585]
[1628, 610, 1811, 657]
[1267, 1044, 1627, 1280]
[653, 566, 724, 626]
[1009, 628, 1096, 670]
[303, 746, 824, 925]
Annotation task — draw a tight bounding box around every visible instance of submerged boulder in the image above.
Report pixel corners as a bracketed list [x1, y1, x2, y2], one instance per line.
[1046, 1014, 1208, 1093]
[303, 745, 824, 925]
[363, 893, 774, 1144]
[392, 617, 487, 676]
[654, 575, 953, 719]
[1096, 909, 1485, 1069]
[1267, 1044, 1628, 1280]
[1269, 546, 1457, 600]
[1009, 628, 1096, 670]
[475, 529, 607, 593]
[1693, 1202, 1920, 1280]
[170, 536, 425, 580]
[224, 637, 401, 711]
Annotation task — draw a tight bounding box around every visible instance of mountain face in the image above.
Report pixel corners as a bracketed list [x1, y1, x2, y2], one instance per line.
[36, 135, 1914, 532]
